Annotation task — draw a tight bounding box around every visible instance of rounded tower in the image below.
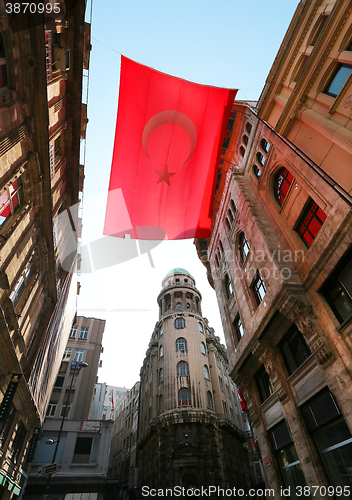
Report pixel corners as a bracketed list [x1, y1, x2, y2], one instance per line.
[138, 269, 252, 492]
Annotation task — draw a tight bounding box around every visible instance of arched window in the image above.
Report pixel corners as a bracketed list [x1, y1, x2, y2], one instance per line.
[186, 302, 190, 309]
[252, 272, 266, 306]
[159, 327, 163, 336]
[176, 302, 182, 310]
[198, 322, 203, 333]
[159, 345, 163, 358]
[242, 134, 249, 146]
[228, 208, 234, 223]
[219, 240, 224, 254]
[203, 365, 210, 380]
[261, 138, 270, 153]
[176, 337, 187, 351]
[201, 342, 206, 355]
[207, 391, 213, 409]
[256, 152, 265, 166]
[178, 388, 191, 407]
[238, 232, 250, 263]
[177, 361, 189, 376]
[239, 145, 245, 157]
[225, 217, 231, 231]
[230, 199, 236, 215]
[0, 176, 24, 227]
[215, 254, 219, 267]
[159, 368, 164, 383]
[274, 168, 294, 206]
[225, 274, 233, 299]
[175, 318, 186, 329]
[253, 165, 261, 179]
[245, 122, 252, 134]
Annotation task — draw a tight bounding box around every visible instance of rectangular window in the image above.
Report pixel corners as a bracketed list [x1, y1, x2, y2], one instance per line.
[255, 366, 274, 403]
[9, 421, 27, 464]
[72, 437, 93, 464]
[296, 198, 327, 247]
[321, 249, 352, 324]
[54, 376, 64, 388]
[10, 258, 33, 308]
[46, 404, 57, 417]
[74, 350, 84, 362]
[280, 327, 311, 375]
[324, 63, 352, 98]
[79, 327, 89, 339]
[63, 348, 72, 361]
[233, 315, 244, 343]
[69, 327, 77, 338]
[252, 272, 266, 306]
[59, 405, 71, 418]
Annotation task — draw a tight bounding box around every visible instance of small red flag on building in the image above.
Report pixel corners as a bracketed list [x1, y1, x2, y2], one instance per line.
[238, 388, 248, 412]
[111, 393, 114, 413]
[104, 56, 237, 240]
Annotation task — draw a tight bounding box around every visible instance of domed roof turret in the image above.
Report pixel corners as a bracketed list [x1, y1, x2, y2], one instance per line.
[164, 268, 193, 280]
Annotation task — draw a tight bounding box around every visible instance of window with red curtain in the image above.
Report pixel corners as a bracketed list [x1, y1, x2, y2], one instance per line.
[274, 168, 294, 206]
[297, 199, 327, 247]
[178, 388, 191, 407]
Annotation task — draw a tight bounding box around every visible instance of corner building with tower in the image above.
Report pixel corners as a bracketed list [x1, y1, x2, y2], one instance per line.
[137, 268, 254, 493]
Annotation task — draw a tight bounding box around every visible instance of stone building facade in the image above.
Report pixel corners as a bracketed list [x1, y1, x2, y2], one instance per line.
[196, 98, 352, 497]
[0, 2, 89, 497]
[109, 382, 140, 500]
[137, 268, 252, 495]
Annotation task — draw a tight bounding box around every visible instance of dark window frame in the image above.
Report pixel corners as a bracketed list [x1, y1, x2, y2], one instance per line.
[296, 198, 327, 247]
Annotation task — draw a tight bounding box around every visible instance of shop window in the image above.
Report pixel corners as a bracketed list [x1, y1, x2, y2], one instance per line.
[251, 271, 266, 306]
[225, 273, 233, 299]
[9, 421, 27, 464]
[201, 342, 206, 355]
[175, 318, 185, 329]
[324, 63, 352, 98]
[72, 437, 93, 464]
[269, 420, 307, 492]
[233, 314, 244, 342]
[176, 337, 187, 351]
[300, 388, 352, 491]
[296, 198, 327, 247]
[274, 168, 294, 207]
[321, 248, 352, 324]
[203, 365, 210, 380]
[207, 391, 213, 409]
[0, 177, 24, 227]
[178, 388, 191, 407]
[280, 327, 311, 375]
[177, 361, 189, 377]
[238, 232, 250, 263]
[255, 365, 274, 403]
[0, 33, 7, 88]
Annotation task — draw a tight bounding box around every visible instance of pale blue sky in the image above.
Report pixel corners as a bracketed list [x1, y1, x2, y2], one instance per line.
[78, 0, 299, 389]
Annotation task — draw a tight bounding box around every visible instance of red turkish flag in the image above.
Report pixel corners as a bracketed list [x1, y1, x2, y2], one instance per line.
[104, 56, 237, 240]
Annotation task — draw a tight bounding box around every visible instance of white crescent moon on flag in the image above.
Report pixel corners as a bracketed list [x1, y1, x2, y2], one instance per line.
[142, 110, 197, 164]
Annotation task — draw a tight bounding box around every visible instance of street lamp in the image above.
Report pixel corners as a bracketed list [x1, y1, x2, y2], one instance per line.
[43, 360, 88, 498]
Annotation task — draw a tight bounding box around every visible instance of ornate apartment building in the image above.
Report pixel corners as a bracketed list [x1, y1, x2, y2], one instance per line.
[0, 1, 89, 497]
[195, 0, 352, 492]
[137, 268, 253, 494]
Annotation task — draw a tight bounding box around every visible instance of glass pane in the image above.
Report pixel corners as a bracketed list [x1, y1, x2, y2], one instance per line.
[327, 281, 352, 323]
[277, 445, 307, 497]
[325, 64, 352, 97]
[0, 190, 10, 224]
